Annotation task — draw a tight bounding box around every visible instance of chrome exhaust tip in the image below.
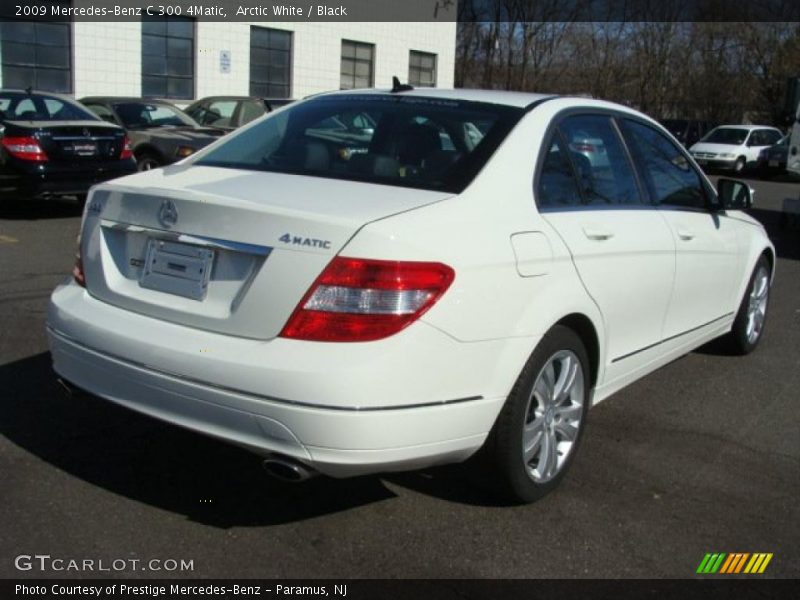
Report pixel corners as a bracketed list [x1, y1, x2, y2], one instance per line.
[262, 454, 317, 482]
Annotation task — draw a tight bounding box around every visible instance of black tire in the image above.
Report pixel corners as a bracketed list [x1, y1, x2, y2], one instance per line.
[136, 152, 162, 171]
[75, 194, 87, 207]
[484, 325, 591, 503]
[726, 255, 771, 355]
[734, 156, 746, 173]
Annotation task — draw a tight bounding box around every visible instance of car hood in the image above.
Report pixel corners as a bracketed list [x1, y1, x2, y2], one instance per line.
[689, 142, 743, 153]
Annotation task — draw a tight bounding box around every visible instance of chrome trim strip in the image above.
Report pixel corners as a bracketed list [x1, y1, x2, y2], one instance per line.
[612, 312, 734, 363]
[100, 220, 272, 256]
[48, 326, 484, 412]
[52, 136, 117, 141]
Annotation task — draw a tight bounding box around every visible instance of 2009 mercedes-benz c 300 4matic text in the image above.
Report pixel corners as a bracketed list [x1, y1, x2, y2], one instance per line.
[47, 88, 774, 503]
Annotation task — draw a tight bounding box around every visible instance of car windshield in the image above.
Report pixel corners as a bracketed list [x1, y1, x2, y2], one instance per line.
[0, 93, 98, 121]
[701, 127, 749, 145]
[196, 94, 524, 193]
[113, 102, 198, 129]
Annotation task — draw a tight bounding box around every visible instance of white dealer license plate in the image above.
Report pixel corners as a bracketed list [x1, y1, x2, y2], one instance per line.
[139, 239, 214, 300]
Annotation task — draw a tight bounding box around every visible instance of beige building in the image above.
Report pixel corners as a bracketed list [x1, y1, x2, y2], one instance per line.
[0, 16, 456, 102]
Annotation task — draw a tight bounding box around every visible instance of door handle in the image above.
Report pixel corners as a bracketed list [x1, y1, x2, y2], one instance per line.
[677, 228, 695, 241]
[582, 227, 614, 241]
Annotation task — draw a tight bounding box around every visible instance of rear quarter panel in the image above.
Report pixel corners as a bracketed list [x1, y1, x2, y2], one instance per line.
[341, 99, 607, 390]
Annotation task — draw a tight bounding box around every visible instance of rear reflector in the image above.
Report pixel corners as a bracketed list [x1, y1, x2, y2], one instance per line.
[2, 136, 48, 162]
[280, 257, 455, 342]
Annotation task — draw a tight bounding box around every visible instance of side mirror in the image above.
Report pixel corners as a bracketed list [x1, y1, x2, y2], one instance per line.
[717, 178, 754, 210]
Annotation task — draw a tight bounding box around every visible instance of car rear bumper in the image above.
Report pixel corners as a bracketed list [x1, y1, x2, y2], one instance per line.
[0, 160, 137, 198]
[47, 281, 518, 477]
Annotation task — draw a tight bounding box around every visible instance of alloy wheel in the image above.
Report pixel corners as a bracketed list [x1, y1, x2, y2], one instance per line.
[746, 265, 769, 344]
[522, 350, 585, 483]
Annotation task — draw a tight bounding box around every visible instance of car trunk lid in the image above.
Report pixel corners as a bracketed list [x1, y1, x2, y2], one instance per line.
[80, 165, 452, 340]
[13, 121, 127, 163]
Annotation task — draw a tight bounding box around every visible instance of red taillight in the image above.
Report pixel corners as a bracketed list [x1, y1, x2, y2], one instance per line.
[2, 136, 48, 162]
[119, 136, 133, 160]
[280, 257, 455, 342]
[72, 256, 86, 287]
[73, 222, 85, 287]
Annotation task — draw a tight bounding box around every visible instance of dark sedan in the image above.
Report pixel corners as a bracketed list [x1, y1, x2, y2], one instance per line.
[79, 97, 225, 170]
[757, 135, 789, 179]
[0, 90, 137, 201]
[183, 96, 294, 131]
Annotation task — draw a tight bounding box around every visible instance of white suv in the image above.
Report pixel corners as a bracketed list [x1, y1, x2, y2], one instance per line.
[47, 89, 774, 503]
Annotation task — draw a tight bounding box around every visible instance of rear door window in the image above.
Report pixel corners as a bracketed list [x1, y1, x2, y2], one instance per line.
[557, 114, 642, 206]
[536, 135, 582, 208]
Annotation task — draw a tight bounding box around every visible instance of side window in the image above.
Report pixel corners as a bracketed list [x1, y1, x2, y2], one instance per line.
[620, 119, 706, 210]
[558, 115, 642, 205]
[536, 134, 582, 208]
[85, 103, 113, 121]
[201, 100, 237, 127]
[239, 100, 266, 125]
[762, 129, 782, 145]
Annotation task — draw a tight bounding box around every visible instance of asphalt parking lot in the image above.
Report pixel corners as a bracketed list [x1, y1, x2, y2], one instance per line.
[0, 177, 798, 579]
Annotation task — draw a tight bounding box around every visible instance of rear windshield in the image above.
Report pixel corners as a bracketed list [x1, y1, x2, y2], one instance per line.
[196, 94, 524, 193]
[701, 127, 749, 145]
[0, 93, 98, 122]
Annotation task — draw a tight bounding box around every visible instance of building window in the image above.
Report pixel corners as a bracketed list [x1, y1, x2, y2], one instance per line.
[409, 51, 436, 87]
[340, 40, 374, 90]
[141, 16, 194, 99]
[0, 20, 72, 93]
[250, 26, 291, 99]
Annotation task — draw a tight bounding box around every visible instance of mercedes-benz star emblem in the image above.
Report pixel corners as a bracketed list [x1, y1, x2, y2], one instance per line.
[158, 199, 178, 228]
[82, 127, 90, 137]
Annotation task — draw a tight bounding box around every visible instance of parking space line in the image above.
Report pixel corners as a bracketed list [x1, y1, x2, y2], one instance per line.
[0, 235, 19, 244]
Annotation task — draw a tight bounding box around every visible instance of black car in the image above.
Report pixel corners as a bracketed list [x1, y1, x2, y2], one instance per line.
[757, 135, 789, 178]
[183, 96, 294, 131]
[0, 90, 137, 201]
[660, 119, 716, 148]
[79, 97, 225, 170]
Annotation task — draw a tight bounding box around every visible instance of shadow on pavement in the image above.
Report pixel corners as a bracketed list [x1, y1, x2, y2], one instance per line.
[0, 352, 399, 527]
[747, 207, 800, 261]
[0, 197, 83, 220]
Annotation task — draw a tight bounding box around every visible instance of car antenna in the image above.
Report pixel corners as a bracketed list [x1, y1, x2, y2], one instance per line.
[391, 76, 414, 93]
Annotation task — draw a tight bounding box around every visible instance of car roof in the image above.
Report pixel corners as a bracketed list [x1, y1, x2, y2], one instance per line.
[0, 89, 76, 102]
[80, 96, 179, 105]
[318, 87, 555, 108]
[191, 96, 259, 101]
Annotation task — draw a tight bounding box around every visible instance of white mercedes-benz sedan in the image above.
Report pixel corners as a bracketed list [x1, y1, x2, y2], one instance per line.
[47, 88, 774, 503]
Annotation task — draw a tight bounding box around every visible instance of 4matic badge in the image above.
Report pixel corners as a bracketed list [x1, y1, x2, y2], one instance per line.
[279, 233, 331, 249]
